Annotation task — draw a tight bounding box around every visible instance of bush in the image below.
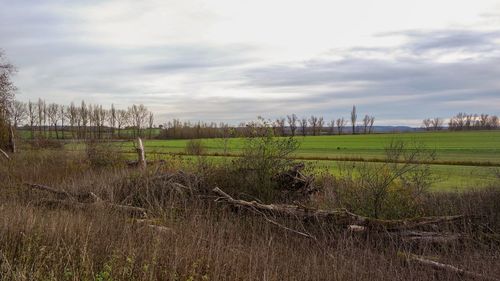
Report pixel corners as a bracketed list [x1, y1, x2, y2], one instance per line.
[86, 140, 126, 168]
[205, 124, 301, 202]
[327, 140, 436, 219]
[185, 139, 206, 155]
[29, 138, 65, 150]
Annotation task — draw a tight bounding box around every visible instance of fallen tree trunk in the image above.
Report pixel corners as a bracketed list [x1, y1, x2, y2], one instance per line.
[26, 183, 148, 218]
[400, 252, 500, 281]
[34, 198, 148, 218]
[213, 187, 465, 232]
[26, 183, 100, 203]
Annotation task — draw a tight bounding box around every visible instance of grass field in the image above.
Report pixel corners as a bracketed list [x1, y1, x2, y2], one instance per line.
[86, 130, 499, 192]
[107, 130, 500, 164]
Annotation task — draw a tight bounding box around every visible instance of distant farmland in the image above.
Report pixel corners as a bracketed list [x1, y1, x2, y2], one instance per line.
[62, 130, 500, 192]
[105, 130, 500, 163]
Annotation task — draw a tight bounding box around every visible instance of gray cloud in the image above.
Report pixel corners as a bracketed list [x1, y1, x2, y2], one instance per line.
[240, 30, 500, 122]
[387, 29, 500, 54]
[1, 1, 500, 125]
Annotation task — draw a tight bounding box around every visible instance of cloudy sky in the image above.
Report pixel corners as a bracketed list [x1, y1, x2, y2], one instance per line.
[1, 0, 500, 125]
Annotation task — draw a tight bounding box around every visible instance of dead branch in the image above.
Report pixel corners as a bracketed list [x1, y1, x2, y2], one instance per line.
[0, 148, 9, 161]
[134, 219, 175, 234]
[400, 252, 500, 281]
[104, 202, 148, 218]
[273, 163, 317, 199]
[213, 187, 464, 232]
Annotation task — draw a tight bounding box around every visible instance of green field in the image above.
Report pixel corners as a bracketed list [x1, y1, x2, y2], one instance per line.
[109, 131, 500, 164]
[87, 130, 499, 192]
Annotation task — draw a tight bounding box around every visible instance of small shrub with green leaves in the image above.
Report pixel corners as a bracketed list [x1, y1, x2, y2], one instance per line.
[207, 118, 301, 202]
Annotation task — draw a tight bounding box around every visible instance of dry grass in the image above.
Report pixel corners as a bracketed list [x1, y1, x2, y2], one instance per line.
[0, 150, 499, 280]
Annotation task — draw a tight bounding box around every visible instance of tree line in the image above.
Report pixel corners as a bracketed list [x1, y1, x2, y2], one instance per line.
[9, 99, 155, 140]
[160, 105, 376, 139]
[422, 113, 499, 131]
[7, 99, 377, 140]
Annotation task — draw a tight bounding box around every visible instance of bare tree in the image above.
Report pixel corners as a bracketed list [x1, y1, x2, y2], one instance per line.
[98, 105, 107, 139]
[27, 100, 37, 139]
[148, 112, 154, 139]
[80, 101, 88, 139]
[0, 51, 15, 118]
[276, 117, 286, 136]
[47, 103, 59, 139]
[130, 104, 149, 137]
[9, 100, 27, 128]
[336, 117, 346, 135]
[67, 102, 78, 139]
[58, 105, 66, 139]
[219, 122, 232, 155]
[317, 116, 324, 136]
[109, 104, 116, 138]
[351, 105, 357, 134]
[287, 114, 298, 136]
[116, 109, 129, 138]
[271, 120, 278, 136]
[430, 117, 443, 131]
[308, 115, 318, 136]
[369, 116, 375, 133]
[362, 115, 370, 134]
[422, 118, 431, 131]
[299, 117, 308, 136]
[42, 100, 48, 136]
[89, 104, 98, 139]
[449, 112, 499, 130]
[0, 51, 16, 151]
[37, 98, 45, 137]
[328, 119, 335, 134]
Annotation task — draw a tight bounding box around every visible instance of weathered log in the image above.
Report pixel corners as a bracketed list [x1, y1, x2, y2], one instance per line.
[400, 252, 500, 281]
[396, 231, 463, 244]
[349, 225, 464, 243]
[26, 183, 147, 218]
[34, 198, 148, 218]
[26, 183, 100, 203]
[0, 148, 9, 161]
[213, 187, 464, 232]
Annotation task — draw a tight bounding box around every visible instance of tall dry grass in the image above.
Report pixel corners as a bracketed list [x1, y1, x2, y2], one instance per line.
[0, 149, 499, 280]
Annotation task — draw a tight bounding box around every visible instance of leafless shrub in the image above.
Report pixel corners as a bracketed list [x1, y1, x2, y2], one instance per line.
[327, 140, 437, 219]
[28, 138, 64, 150]
[184, 139, 206, 155]
[85, 140, 126, 168]
[1, 149, 500, 280]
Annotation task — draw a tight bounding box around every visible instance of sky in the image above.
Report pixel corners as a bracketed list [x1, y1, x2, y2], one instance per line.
[1, 0, 500, 126]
